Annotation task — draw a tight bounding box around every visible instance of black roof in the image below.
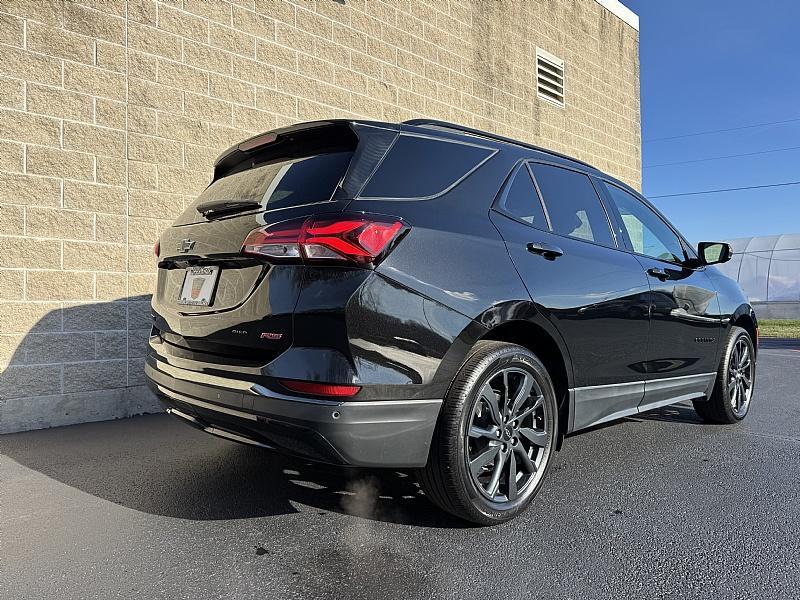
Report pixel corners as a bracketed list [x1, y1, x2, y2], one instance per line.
[402, 118, 598, 171]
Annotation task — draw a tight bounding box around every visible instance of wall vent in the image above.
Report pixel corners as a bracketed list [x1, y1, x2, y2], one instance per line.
[536, 48, 565, 107]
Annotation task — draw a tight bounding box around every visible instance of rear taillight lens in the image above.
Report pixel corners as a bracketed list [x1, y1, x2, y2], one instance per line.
[154, 239, 160, 258]
[242, 214, 408, 266]
[279, 379, 361, 397]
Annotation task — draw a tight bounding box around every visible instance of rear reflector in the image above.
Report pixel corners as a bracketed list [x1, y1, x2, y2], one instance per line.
[279, 379, 361, 397]
[242, 214, 408, 266]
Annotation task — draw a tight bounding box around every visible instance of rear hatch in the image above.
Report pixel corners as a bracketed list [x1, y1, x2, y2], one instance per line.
[152, 120, 399, 366]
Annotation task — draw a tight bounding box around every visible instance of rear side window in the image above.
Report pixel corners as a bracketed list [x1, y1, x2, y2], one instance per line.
[360, 134, 494, 199]
[500, 165, 548, 229]
[175, 152, 352, 226]
[529, 163, 615, 247]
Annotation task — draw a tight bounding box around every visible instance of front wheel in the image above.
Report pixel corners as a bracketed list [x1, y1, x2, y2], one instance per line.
[693, 326, 755, 424]
[418, 341, 558, 525]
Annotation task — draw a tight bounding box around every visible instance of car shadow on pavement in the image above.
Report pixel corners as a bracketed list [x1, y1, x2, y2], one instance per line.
[0, 413, 467, 528]
[635, 403, 706, 425]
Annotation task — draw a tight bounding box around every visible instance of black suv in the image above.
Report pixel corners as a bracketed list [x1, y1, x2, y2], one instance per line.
[146, 119, 757, 524]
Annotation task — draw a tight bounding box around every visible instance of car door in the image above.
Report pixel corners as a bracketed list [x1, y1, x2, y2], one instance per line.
[489, 160, 651, 431]
[598, 181, 723, 410]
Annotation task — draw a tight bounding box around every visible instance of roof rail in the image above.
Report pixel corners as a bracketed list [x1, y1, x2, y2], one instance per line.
[402, 118, 596, 170]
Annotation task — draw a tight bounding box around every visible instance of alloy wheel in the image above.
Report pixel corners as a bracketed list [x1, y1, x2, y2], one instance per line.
[466, 367, 550, 503]
[728, 337, 753, 418]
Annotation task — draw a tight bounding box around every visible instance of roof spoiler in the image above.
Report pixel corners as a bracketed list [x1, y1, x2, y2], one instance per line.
[212, 120, 345, 181]
[211, 119, 398, 183]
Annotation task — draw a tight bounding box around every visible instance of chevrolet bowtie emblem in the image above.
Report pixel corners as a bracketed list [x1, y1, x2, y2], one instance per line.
[178, 239, 196, 253]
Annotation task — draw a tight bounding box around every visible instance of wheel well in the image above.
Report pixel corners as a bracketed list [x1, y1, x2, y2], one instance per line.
[481, 321, 571, 447]
[733, 313, 757, 347]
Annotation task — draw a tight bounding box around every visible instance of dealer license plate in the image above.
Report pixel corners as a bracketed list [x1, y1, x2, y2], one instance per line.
[178, 266, 219, 306]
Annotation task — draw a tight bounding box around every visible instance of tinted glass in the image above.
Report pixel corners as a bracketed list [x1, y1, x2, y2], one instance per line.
[529, 163, 614, 247]
[501, 165, 548, 228]
[176, 152, 353, 225]
[361, 135, 493, 199]
[603, 183, 686, 263]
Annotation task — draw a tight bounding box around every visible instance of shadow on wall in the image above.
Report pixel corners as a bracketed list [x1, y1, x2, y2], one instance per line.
[0, 295, 162, 434]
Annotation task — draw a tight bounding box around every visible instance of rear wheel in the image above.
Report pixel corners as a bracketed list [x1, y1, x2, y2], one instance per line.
[418, 341, 558, 525]
[693, 326, 755, 423]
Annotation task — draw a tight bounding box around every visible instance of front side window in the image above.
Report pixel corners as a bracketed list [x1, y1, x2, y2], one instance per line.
[500, 164, 548, 229]
[528, 163, 615, 247]
[603, 182, 686, 264]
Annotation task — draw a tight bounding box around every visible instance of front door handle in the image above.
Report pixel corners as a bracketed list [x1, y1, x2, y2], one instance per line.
[647, 267, 669, 281]
[526, 242, 564, 260]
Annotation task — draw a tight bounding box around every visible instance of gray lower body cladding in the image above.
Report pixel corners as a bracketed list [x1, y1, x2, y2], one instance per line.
[145, 357, 442, 468]
[568, 372, 717, 432]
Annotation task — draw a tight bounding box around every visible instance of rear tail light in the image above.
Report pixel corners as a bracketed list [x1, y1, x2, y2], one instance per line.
[279, 379, 361, 397]
[242, 214, 408, 266]
[154, 239, 160, 258]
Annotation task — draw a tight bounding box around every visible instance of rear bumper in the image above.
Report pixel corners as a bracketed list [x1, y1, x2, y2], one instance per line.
[144, 358, 441, 468]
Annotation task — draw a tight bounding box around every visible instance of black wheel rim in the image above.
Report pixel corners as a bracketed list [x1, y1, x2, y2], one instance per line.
[728, 337, 753, 418]
[466, 367, 550, 503]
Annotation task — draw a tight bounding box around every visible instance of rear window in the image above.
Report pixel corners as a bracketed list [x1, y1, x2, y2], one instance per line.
[175, 152, 353, 225]
[360, 134, 494, 199]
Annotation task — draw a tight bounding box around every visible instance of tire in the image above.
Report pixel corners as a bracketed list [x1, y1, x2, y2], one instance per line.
[692, 326, 755, 424]
[418, 341, 559, 525]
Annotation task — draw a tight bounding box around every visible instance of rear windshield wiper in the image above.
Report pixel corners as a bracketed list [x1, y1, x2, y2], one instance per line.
[196, 199, 261, 219]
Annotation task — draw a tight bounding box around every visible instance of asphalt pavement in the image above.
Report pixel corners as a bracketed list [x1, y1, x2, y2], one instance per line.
[2, 344, 799, 599]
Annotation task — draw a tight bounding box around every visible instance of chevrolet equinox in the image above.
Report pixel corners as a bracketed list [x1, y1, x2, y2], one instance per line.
[146, 119, 757, 525]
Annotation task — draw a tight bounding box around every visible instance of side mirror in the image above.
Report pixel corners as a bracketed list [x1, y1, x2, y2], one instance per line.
[697, 241, 733, 265]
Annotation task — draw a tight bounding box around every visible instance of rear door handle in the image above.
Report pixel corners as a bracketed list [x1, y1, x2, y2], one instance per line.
[526, 242, 564, 260]
[647, 267, 669, 281]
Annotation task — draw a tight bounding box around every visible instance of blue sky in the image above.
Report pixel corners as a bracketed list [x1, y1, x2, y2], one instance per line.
[620, 0, 800, 243]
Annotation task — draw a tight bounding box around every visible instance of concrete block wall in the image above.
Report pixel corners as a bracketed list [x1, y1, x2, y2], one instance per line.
[0, 0, 640, 433]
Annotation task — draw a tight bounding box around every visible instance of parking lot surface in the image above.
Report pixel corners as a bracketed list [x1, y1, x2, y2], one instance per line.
[2, 344, 799, 599]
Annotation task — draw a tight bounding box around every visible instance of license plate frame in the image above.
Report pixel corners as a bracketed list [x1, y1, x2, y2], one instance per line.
[178, 265, 220, 307]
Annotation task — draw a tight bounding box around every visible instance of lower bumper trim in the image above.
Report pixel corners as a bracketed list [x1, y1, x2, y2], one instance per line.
[166, 407, 274, 449]
[155, 383, 258, 421]
[146, 360, 442, 468]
